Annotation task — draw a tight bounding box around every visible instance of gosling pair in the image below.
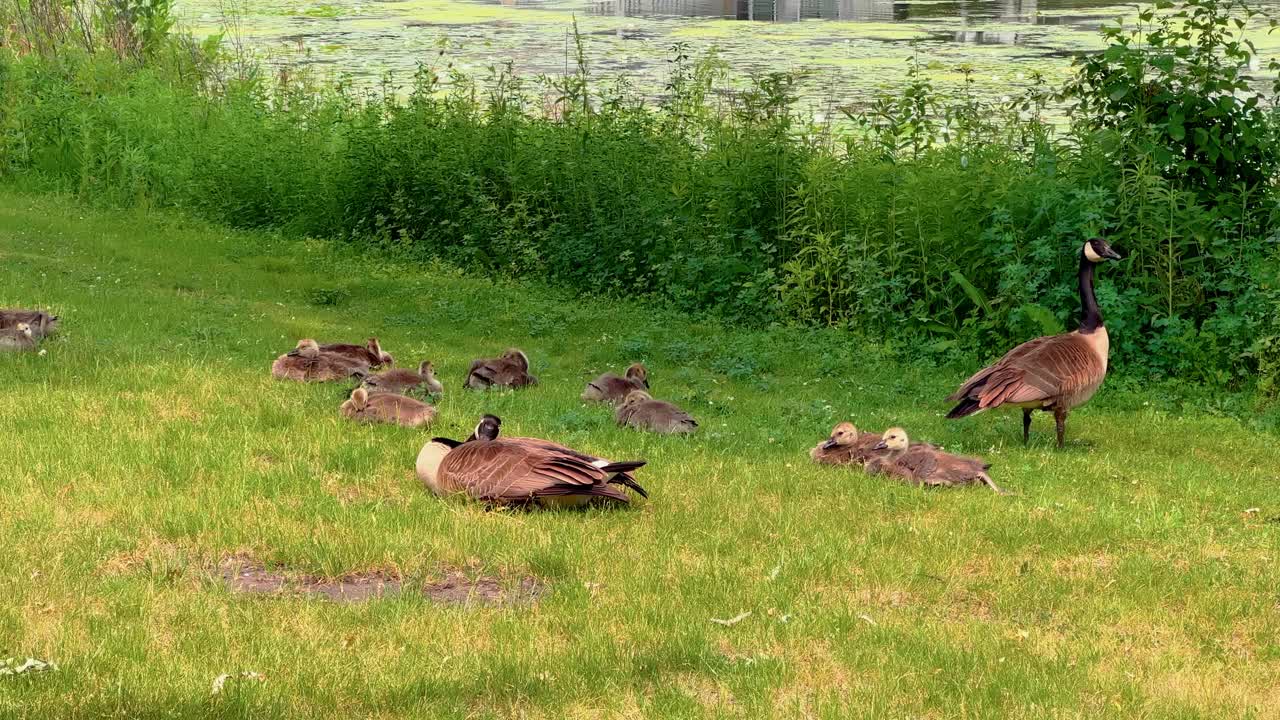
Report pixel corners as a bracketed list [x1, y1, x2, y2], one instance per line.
[271, 338, 392, 382]
[581, 363, 698, 435]
[813, 422, 1005, 493]
[343, 359, 445, 428]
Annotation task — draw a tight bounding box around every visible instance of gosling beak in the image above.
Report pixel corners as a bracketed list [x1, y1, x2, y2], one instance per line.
[820, 438, 837, 450]
[873, 441, 888, 450]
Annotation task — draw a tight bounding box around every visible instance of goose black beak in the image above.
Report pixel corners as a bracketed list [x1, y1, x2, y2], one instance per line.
[1091, 238, 1122, 261]
[820, 438, 838, 450]
[873, 441, 888, 450]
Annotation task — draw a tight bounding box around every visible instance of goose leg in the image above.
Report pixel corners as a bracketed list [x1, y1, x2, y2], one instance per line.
[1053, 407, 1068, 449]
[1022, 409, 1033, 445]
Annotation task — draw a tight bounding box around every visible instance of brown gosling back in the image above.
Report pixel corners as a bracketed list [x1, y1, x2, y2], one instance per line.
[615, 390, 697, 435]
[362, 361, 433, 396]
[810, 421, 882, 465]
[341, 387, 435, 428]
[272, 339, 365, 382]
[465, 348, 537, 389]
[582, 362, 649, 404]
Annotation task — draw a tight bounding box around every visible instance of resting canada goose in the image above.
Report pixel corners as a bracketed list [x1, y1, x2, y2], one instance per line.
[0, 323, 36, 352]
[340, 387, 435, 428]
[288, 337, 392, 369]
[946, 237, 1122, 448]
[581, 363, 649, 404]
[809, 422, 884, 465]
[455, 414, 648, 498]
[362, 361, 443, 397]
[868, 428, 1004, 493]
[0, 309, 58, 338]
[416, 416, 648, 506]
[272, 339, 367, 382]
[464, 348, 537, 390]
[615, 390, 697, 434]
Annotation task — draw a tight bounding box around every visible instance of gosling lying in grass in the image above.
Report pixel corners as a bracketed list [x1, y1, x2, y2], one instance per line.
[0, 309, 58, 339]
[581, 362, 648, 405]
[340, 387, 435, 428]
[809, 422, 884, 465]
[362, 360, 443, 398]
[867, 427, 1005, 494]
[0, 322, 37, 352]
[615, 390, 697, 435]
[464, 348, 537, 389]
[272, 339, 367, 382]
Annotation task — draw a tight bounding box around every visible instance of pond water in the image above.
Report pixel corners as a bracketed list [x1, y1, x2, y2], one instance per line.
[177, 0, 1279, 107]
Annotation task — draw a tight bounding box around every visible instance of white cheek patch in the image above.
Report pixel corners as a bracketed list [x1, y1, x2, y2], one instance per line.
[1084, 243, 1103, 262]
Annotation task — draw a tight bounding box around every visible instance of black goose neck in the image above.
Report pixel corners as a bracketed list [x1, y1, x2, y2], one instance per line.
[1078, 251, 1103, 333]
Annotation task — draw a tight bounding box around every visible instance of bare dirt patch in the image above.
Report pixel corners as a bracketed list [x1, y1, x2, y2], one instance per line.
[220, 557, 401, 603]
[219, 557, 544, 606]
[422, 570, 544, 607]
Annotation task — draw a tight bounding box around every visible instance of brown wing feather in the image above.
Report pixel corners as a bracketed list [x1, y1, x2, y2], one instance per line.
[440, 441, 609, 501]
[954, 333, 1103, 410]
[811, 432, 886, 466]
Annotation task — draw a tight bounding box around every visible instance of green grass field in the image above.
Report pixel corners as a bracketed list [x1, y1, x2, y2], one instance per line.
[2, 189, 1279, 718]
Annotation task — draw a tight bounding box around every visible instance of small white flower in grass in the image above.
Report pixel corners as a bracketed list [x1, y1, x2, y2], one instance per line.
[38, 349, 46, 356]
[211, 671, 266, 696]
[0, 657, 57, 676]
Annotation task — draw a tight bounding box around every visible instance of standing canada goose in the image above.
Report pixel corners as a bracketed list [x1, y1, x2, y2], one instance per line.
[0, 309, 58, 338]
[809, 422, 884, 465]
[288, 337, 392, 369]
[0, 323, 37, 352]
[581, 363, 649, 404]
[415, 416, 648, 507]
[464, 348, 537, 390]
[615, 390, 697, 434]
[272, 339, 367, 382]
[453, 414, 648, 498]
[868, 428, 1004, 493]
[362, 361, 443, 397]
[340, 388, 435, 428]
[946, 237, 1122, 448]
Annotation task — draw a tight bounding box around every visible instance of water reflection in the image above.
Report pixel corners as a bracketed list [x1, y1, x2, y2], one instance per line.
[581, 0, 1065, 21]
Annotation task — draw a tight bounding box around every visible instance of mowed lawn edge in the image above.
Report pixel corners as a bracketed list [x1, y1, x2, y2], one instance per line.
[2, 189, 1279, 719]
